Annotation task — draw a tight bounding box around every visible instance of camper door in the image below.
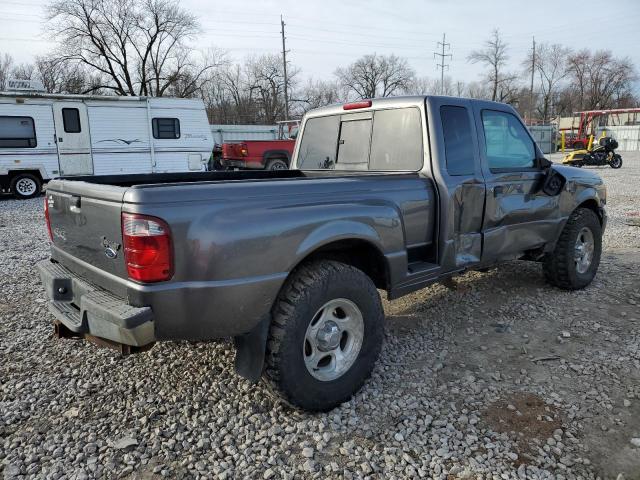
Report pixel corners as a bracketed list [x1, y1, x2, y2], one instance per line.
[53, 102, 93, 175]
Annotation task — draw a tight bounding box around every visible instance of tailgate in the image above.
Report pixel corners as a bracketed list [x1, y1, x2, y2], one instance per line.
[46, 180, 128, 280]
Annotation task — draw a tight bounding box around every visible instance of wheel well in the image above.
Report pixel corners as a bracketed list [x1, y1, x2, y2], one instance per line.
[9, 170, 43, 182]
[294, 239, 389, 291]
[576, 199, 602, 225]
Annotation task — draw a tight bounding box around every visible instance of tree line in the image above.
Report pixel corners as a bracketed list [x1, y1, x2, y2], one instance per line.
[0, 0, 637, 125]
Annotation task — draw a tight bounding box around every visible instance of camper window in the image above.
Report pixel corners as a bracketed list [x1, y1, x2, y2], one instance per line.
[62, 108, 81, 133]
[152, 118, 180, 139]
[0, 116, 36, 148]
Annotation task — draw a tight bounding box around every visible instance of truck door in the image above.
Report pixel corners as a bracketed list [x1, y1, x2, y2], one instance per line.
[428, 97, 486, 268]
[53, 102, 93, 175]
[472, 105, 559, 263]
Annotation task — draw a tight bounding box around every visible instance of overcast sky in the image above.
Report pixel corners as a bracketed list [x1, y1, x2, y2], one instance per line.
[2, 0, 639, 87]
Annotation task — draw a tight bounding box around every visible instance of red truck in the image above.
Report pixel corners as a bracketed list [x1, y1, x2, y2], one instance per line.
[218, 120, 299, 170]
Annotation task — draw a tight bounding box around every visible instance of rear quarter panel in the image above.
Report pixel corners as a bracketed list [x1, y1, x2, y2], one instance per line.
[123, 174, 435, 338]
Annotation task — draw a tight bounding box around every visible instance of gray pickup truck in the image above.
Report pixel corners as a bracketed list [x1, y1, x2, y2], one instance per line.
[38, 96, 606, 411]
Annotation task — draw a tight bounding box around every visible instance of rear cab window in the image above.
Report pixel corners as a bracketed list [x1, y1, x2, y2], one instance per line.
[440, 106, 475, 176]
[297, 107, 423, 171]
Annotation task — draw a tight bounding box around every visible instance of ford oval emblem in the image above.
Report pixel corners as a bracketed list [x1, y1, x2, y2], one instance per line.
[105, 247, 118, 259]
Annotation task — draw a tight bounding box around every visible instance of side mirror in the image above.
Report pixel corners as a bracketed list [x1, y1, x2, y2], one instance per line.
[541, 168, 566, 196]
[538, 157, 552, 169]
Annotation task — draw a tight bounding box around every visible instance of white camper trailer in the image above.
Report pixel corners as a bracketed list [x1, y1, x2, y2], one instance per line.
[0, 92, 214, 198]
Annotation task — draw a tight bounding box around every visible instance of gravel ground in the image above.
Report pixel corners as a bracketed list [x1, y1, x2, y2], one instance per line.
[1, 153, 639, 479]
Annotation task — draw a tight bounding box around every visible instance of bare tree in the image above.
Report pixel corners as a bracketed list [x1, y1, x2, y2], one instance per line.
[45, 0, 218, 96]
[565, 49, 637, 111]
[0, 53, 13, 90]
[35, 57, 103, 94]
[468, 29, 509, 101]
[294, 79, 341, 113]
[335, 53, 415, 99]
[523, 43, 569, 122]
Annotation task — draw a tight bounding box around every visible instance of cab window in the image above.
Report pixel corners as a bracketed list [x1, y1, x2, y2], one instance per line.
[481, 110, 535, 171]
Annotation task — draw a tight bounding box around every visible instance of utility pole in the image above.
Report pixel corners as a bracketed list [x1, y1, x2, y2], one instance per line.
[529, 36, 535, 124]
[433, 33, 452, 95]
[280, 15, 290, 120]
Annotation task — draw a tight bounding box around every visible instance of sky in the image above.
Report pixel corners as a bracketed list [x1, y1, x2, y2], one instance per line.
[1, 0, 640, 87]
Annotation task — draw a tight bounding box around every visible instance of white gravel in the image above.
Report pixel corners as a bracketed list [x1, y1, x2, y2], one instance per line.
[1, 153, 639, 479]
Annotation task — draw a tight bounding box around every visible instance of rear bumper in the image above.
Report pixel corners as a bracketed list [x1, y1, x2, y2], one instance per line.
[37, 259, 155, 347]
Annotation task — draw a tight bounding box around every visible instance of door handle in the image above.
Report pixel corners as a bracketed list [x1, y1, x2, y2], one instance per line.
[58, 137, 63, 142]
[493, 186, 504, 197]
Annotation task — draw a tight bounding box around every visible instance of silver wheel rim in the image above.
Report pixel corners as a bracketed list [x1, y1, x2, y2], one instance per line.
[270, 161, 287, 170]
[303, 298, 364, 382]
[574, 227, 595, 274]
[16, 177, 37, 196]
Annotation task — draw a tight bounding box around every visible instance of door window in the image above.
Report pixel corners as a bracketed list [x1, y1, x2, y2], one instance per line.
[481, 110, 535, 170]
[297, 115, 340, 169]
[152, 118, 180, 139]
[370, 108, 422, 171]
[0, 116, 36, 148]
[440, 106, 475, 176]
[336, 119, 371, 170]
[62, 108, 81, 133]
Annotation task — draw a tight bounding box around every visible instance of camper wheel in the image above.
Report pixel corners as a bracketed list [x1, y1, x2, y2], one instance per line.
[10, 173, 42, 200]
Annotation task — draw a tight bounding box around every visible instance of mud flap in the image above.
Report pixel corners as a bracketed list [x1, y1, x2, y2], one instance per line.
[233, 314, 271, 383]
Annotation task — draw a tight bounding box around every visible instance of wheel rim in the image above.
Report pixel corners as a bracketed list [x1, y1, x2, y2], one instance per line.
[303, 298, 364, 382]
[574, 227, 595, 274]
[611, 157, 621, 168]
[16, 177, 37, 196]
[270, 161, 287, 170]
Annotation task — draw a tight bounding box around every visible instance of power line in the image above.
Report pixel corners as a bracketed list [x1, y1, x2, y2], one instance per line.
[433, 33, 452, 95]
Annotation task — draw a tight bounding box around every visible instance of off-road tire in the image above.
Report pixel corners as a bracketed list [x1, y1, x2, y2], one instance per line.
[264, 260, 384, 411]
[543, 208, 602, 290]
[265, 158, 288, 170]
[10, 173, 41, 199]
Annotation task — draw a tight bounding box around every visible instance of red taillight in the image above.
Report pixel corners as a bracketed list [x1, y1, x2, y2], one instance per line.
[44, 196, 53, 241]
[122, 213, 173, 283]
[343, 100, 372, 110]
[240, 143, 248, 156]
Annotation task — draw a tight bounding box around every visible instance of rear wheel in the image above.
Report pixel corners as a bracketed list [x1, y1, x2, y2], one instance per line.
[572, 141, 585, 150]
[266, 158, 288, 171]
[610, 154, 622, 169]
[10, 173, 41, 199]
[543, 208, 602, 290]
[264, 260, 384, 411]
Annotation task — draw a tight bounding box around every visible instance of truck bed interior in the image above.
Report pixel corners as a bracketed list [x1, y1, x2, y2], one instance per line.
[58, 170, 306, 187]
[57, 170, 420, 188]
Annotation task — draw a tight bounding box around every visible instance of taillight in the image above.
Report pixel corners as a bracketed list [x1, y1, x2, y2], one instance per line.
[44, 195, 53, 241]
[122, 213, 173, 283]
[240, 143, 248, 156]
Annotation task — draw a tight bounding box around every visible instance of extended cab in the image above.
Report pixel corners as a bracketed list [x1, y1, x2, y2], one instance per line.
[38, 96, 606, 411]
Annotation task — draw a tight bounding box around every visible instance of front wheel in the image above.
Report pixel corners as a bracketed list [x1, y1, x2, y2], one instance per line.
[10, 173, 42, 199]
[264, 260, 384, 411]
[609, 154, 622, 169]
[543, 208, 602, 290]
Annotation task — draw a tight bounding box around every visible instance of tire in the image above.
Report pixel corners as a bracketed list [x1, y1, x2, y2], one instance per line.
[10, 173, 41, 199]
[543, 208, 602, 290]
[264, 260, 384, 411]
[572, 141, 584, 150]
[610, 154, 622, 169]
[265, 158, 288, 171]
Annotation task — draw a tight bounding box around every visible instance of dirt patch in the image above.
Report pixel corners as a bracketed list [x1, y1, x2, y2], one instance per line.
[482, 392, 563, 462]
